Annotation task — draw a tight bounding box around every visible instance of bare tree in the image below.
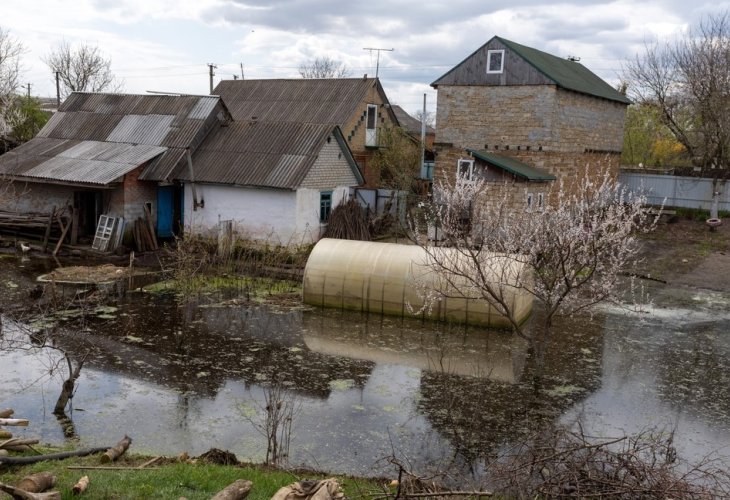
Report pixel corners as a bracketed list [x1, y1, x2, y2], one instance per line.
[298, 56, 351, 78]
[0, 27, 24, 139]
[44, 41, 123, 98]
[413, 109, 435, 128]
[625, 12, 730, 175]
[409, 170, 655, 385]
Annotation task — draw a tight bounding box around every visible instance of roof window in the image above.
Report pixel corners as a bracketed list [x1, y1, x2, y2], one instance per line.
[487, 50, 504, 74]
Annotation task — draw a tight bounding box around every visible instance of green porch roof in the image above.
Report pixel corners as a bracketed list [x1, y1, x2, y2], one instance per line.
[467, 149, 556, 181]
[496, 37, 631, 105]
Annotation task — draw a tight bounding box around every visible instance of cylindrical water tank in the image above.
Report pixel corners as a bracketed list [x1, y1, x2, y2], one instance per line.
[303, 238, 533, 327]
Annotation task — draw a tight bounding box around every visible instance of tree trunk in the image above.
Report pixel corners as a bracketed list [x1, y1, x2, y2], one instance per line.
[53, 355, 85, 415]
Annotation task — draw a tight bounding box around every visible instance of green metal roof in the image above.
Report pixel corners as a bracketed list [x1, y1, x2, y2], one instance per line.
[467, 149, 556, 181]
[495, 37, 631, 105]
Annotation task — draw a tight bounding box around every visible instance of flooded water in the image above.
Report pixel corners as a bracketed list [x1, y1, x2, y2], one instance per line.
[1, 253, 730, 479]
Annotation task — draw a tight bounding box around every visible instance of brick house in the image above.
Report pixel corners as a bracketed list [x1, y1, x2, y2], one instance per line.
[432, 36, 631, 209]
[213, 77, 398, 188]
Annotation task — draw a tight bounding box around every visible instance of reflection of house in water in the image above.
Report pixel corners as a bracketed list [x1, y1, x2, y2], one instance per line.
[301, 310, 528, 383]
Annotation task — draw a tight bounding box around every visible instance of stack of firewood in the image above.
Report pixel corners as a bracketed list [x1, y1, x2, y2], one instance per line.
[0, 408, 36, 455]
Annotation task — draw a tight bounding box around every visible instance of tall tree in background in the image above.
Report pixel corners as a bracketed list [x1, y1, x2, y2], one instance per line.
[0, 27, 23, 139]
[298, 56, 350, 78]
[44, 41, 123, 98]
[622, 104, 686, 168]
[625, 12, 730, 174]
[370, 124, 421, 192]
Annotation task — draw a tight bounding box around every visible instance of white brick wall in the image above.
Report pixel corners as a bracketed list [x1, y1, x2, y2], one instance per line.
[299, 136, 359, 189]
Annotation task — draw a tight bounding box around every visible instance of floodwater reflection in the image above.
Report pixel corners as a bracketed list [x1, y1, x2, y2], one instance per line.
[1, 256, 730, 477]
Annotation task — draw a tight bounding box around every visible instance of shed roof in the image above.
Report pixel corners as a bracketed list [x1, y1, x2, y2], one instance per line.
[433, 36, 631, 105]
[467, 149, 556, 181]
[178, 122, 362, 189]
[391, 105, 435, 136]
[214, 78, 394, 125]
[0, 92, 224, 185]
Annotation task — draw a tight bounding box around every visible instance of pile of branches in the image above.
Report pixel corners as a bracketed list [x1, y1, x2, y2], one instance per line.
[322, 199, 371, 241]
[489, 424, 730, 499]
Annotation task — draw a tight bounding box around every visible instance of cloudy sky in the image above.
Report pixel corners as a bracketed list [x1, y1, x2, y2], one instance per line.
[3, 0, 728, 115]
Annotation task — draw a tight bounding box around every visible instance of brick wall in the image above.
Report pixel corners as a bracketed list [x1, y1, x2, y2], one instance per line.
[107, 163, 158, 233]
[434, 84, 625, 198]
[300, 136, 360, 189]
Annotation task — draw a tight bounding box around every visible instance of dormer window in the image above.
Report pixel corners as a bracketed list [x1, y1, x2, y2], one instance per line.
[487, 50, 504, 74]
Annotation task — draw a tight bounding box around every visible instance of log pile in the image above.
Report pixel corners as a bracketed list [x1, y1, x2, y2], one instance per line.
[132, 206, 158, 252]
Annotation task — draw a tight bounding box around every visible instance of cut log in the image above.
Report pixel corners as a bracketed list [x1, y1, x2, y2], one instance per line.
[72, 476, 89, 495]
[0, 430, 12, 439]
[100, 435, 132, 463]
[211, 479, 253, 500]
[0, 482, 60, 500]
[0, 409, 14, 418]
[17, 473, 56, 493]
[0, 447, 108, 465]
[0, 418, 29, 426]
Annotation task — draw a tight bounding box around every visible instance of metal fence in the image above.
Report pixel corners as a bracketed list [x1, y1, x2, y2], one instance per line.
[619, 172, 730, 211]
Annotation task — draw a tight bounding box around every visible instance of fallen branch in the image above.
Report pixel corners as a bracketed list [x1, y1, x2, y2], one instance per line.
[0, 438, 40, 450]
[100, 435, 132, 463]
[0, 447, 108, 465]
[72, 476, 89, 495]
[0, 483, 60, 500]
[211, 479, 253, 500]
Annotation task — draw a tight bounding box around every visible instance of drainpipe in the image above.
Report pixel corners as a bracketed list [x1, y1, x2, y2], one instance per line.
[186, 148, 204, 210]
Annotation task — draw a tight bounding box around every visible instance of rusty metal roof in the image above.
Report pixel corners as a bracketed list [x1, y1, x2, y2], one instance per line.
[214, 78, 383, 125]
[177, 121, 360, 189]
[7, 141, 166, 185]
[0, 92, 224, 185]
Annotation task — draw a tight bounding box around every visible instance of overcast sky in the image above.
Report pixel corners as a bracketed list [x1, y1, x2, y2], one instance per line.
[3, 0, 728, 115]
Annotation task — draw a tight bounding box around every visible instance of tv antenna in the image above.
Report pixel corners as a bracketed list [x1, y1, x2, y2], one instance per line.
[363, 47, 394, 78]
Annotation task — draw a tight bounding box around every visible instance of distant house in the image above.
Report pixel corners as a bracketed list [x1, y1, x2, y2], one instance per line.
[390, 104, 436, 183]
[213, 77, 398, 188]
[0, 92, 227, 243]
[432, 36, 631, 209]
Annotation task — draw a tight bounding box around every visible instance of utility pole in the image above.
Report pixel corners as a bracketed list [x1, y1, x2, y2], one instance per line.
[240, 62, 244, 80]
[207, 63, 217, 94]
[420, 93, 427, 176]
[363, 47, 394, 79]
[26, 83, 31, 98]
[55, 72, 61, 109]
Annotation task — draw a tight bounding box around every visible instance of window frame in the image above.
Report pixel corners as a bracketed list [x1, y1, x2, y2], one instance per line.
[365, 104, 378, 147]
[319, 191, 333, 223]
[456, 158, 475, 182]
[486, 49, 505, 74]
[526, 192, 534, 212]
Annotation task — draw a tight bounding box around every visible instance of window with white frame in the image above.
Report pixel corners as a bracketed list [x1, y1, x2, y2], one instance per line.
[457, 158, 474, 181]
[487, 49, 505, 74]
[365, 104, 378, 147]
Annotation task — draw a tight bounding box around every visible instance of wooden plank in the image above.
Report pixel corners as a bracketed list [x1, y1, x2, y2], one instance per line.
[52, 218, 71, 257]
[143, 205, 158, 250]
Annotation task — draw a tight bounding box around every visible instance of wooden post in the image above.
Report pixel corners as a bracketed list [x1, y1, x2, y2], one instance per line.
[70, 206, 78, 245]
[42, 208, 55, 253]
[53, 214, 71, 257]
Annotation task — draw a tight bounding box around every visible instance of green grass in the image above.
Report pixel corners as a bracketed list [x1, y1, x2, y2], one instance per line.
[0, 452, 381, 499]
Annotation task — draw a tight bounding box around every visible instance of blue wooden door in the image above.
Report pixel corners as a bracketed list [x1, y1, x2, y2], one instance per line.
[157, 186, 174, 238]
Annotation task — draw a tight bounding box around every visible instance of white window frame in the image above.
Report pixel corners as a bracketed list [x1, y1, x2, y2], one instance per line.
[365, 104, 378, 147]
[457, 158, 475, 182]
[486, 49, 505, 74]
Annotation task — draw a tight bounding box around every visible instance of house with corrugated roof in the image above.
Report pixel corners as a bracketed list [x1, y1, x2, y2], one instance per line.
[176, 77, 395, 243]
[0, 92, 229, 245]
[432, 36, 631, 209]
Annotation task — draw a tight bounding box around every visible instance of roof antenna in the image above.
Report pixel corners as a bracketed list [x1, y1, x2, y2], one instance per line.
[567, 55, 581, 62]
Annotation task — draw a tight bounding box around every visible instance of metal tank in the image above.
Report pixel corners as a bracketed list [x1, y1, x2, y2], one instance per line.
[302, 238, 533, 327]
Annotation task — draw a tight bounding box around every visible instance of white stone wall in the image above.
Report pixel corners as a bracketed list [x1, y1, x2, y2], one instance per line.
[184, 183, 352, 245]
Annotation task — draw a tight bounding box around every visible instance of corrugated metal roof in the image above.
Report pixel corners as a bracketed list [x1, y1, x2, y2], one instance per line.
[2, 92, 223, 185]
[214, 78, 379, 125]
[22, 142, 167, 185]
[467, 149, 556, 181]
[391, 105, 435, 136]
[178, 121, 347, 189]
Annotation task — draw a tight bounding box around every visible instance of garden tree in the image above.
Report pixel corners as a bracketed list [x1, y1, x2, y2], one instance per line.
[622, 104, 686, 167]
[44, 41, 123, 98]
[370, 124, 421, 191]
[409, 171, 655, 386]
[624, 11, 730, 175]
[10, 97, 49, 142]
[298, 56, 350, 78]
